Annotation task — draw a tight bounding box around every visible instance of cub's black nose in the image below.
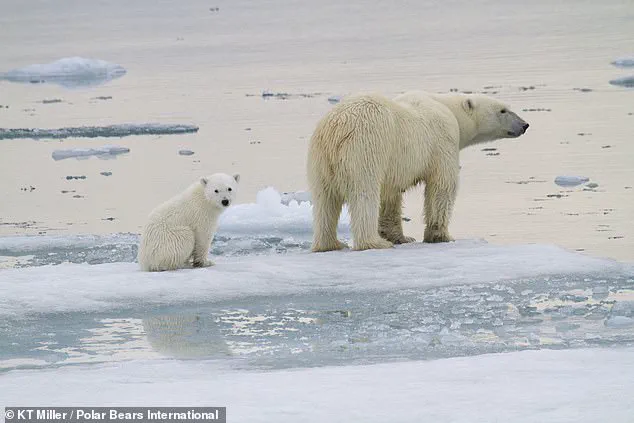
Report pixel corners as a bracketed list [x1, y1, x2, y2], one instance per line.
[522, 123, 530, 132]
[221, 199, 229, 207]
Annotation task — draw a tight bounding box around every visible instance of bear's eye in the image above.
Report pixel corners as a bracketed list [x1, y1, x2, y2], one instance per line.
[228, 187, 232, 192]
[500, 109, 507, 114]
[214, 189, 219, 193]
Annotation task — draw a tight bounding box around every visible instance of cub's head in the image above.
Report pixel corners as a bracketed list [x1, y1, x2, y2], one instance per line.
[463, 95, 529, 143]
[200, 173, 240, 209]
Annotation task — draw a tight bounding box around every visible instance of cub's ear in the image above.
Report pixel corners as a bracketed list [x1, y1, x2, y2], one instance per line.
[233, 173, 240, 183]
[463, 98, 475, 112]
[200, 177, 208, 186]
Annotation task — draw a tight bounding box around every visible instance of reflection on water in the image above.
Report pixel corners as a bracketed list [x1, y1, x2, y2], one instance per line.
[2, 274, 632, 372]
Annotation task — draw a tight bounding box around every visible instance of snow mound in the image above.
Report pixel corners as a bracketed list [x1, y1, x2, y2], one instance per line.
[0, 123, 199, 140]
[1, 348, 633, 423]
[52, 145, 130, 160]
[0, 239, 627, 318]
[280, 190, 312, 205]
[219, 187, 348, 236]
[1, 57, 126, 88]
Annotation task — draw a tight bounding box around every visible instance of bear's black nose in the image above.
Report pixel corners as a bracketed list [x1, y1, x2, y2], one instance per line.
[522, 123, 530, 132]
[221, 199, 229, 207]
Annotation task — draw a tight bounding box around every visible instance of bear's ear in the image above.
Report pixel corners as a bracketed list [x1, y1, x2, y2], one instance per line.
[233, 173, 240, 183]
[463, 98, 475, 112]
[200, 177, 208, 186]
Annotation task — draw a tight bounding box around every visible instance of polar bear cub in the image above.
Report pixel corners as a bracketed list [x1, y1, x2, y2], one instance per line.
[138, 173, 240, 272]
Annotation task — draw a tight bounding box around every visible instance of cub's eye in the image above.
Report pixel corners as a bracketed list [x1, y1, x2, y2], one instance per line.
[228, 187, 232, 192]
[500, 109, 507, 114]
[214, 189, 219, 193]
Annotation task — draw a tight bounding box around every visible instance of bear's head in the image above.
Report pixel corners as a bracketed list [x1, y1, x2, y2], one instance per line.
[463, 95, 529, 145]
[200, 173, 240, 209]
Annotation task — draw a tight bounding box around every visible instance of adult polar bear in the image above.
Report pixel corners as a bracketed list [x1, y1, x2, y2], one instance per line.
[307, 91, 529, 252]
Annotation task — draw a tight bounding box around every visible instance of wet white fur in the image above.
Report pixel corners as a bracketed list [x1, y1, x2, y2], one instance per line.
[307, 91, 528, 252]
[138, 173, 239, 271]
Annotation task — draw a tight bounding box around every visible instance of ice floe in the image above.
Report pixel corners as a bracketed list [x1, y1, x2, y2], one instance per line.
[0, 348, 633, 423]
[611, 57, 634, 68]
[0, 238, 628, 318]
[0, 123, 199, 140]
[52, 145, 130, 161]
[554, 175, 590, 187]
[1, 57, 126, 88]
[609, 75, 634, 88]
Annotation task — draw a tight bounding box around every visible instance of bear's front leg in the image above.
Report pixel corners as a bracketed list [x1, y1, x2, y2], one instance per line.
[423, 171, 457, 243]
[192, 227, 215, 268]
[379, 190, 416, 244]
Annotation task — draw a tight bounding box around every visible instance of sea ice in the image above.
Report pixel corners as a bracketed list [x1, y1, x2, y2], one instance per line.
[605, 316, 634, 328]
[609, 75, 634, 88]
[611, 57, 634, 68]
[0, 348, 632, 423]
[0, 238, 628, 318]
[554, 175, 590, 187]
[0, 57, 126, 88]
[0, 123, 199, 140]
[52, 145, 130, 161]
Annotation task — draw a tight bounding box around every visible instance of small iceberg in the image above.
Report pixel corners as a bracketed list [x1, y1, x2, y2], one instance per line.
[1, 57, 126, 88]
[328, 95, 342, 104]
[0, 123, 199, 140]
[178, 149, 195, 156]
[554, 176, 590, 187]
[611, 57, 634, 68]
[609, 76, 634, 88]
[52, 145, 130, 161]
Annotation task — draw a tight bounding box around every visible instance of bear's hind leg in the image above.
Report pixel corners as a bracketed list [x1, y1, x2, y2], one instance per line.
[349, 185, 393, 251]
[148, 226, 195, 271]
[379, 190, 416, 244]
[312, 186, 347, 252]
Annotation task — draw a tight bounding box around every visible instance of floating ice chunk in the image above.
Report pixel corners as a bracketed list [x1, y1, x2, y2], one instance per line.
[178, 149, 195, 156]
[280, 190, 312, 205]
[554, 175, 589, 187]
[0, 123, 199, 140]
[611, 57, 634, 68]
[605, 316, 634, 328]
[609, 75, 634, 88]
[592, 286, 609, 299]
[1, 57, 126, 88]
[610, 301, 634, 317]
[327, 95, 342, 104]
[52, 145, 130, 161]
